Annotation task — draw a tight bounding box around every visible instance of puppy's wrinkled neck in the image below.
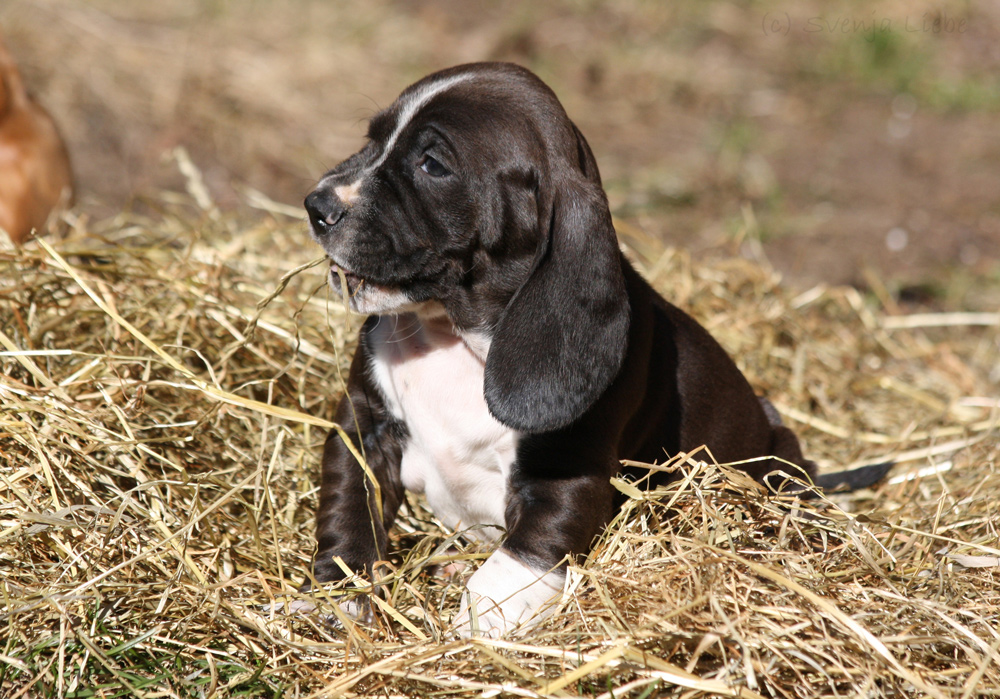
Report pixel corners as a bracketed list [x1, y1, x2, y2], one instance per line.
[402, 303, 493, 364]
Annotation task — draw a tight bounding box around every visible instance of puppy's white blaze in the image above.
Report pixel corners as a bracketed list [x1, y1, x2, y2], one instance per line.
[456, 550, 566, 638]
[334, 180, 362, 204]
[315, 75, 472, 210]
[369, 73, 473, 173]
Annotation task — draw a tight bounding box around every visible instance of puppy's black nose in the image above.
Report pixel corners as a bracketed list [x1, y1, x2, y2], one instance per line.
[304, 189, 346, 234]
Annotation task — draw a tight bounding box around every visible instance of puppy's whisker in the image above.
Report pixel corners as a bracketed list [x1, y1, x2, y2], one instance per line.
[385, 323, 424, 344]
[463, 256, 484, 274]
[386, 315, 423, 343]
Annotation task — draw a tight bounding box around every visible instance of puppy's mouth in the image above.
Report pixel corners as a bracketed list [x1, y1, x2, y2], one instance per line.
[329, 260, 365, 295]
[326, 257, 421, 315]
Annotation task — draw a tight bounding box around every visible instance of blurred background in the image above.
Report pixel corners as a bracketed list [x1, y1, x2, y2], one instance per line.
[2, 0, 998, 309]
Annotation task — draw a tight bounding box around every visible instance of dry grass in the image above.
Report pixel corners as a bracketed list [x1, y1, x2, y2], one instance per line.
[1, 188, 998, 698]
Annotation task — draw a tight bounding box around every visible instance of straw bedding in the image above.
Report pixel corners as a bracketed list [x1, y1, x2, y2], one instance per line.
[1, 190, 998, 698]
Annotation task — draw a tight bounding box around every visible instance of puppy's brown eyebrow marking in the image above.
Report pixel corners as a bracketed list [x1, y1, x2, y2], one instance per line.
[334, 180, 362, 205]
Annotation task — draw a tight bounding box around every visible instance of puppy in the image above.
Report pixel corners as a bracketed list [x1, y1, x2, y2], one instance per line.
[0, 36, 73, 245]
[303, 62, 889, 637]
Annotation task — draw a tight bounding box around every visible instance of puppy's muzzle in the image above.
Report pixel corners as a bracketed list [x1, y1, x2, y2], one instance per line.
[305, 189, 347, 236]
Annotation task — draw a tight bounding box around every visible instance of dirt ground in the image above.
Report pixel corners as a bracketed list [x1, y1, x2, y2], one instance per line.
[2, 0, 999, 308]
[2, 4, 999, 697]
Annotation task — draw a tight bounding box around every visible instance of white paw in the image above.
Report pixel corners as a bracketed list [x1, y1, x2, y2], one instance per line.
[453, 550, 565, 638]
[262, 597, 319, 615]
[328, 595, 372, 626]
[263, 594, 370, 627]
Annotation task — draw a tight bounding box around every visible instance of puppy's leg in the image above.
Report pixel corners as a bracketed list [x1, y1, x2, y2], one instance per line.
[270, 369, 403, 624]
[310, 418, 403, 585]
[307, 345, 406, 607]
[454, 451, 614, 637]
[305, 411, 404, 623]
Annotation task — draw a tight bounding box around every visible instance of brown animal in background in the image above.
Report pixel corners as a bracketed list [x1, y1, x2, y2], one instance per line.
[0, 35, 73, 244]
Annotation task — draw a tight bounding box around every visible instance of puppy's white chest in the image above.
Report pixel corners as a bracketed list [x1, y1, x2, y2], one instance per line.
[369, 315, 516, 539]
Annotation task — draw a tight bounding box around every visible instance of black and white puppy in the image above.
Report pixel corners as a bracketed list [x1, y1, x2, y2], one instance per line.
[303, 62, 889, 637]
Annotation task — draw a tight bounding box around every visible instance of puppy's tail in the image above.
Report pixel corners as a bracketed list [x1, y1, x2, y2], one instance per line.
[813, 461, 894, 493]
[757, 399, 894, 495]
[765, 460, 894, 497]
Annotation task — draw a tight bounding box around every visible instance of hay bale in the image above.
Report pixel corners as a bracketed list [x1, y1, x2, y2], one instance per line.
[1, 195, 997, 697]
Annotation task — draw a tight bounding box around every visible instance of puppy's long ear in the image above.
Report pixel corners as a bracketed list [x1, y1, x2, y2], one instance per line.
[484, 164, 629, 433]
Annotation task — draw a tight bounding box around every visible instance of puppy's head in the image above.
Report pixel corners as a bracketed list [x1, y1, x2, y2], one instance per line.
[306, 62, 629, 432]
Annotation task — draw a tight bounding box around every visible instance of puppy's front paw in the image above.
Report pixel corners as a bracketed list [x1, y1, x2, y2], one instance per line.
[262, 597, 320, 615]
[328, 595, 373, 627]
[453, 550, 565, 638]
[264, 594, 371, 629]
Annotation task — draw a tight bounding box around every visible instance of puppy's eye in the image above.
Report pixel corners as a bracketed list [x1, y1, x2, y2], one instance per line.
[418, 154, 450, 178]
